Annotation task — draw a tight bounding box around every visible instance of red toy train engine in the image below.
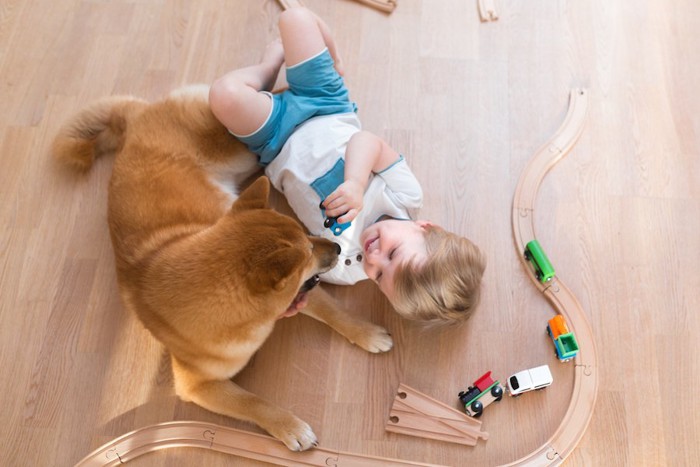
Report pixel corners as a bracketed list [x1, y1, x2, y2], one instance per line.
[458, 371, 504, 417]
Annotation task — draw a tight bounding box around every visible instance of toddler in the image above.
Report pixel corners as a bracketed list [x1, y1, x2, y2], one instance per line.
[209, 5, 485, 323]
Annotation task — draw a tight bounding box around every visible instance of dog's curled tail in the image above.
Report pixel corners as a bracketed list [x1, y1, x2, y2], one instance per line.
[52, 96, 147, 171]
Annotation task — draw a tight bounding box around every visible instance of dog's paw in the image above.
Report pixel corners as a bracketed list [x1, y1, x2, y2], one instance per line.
[351, 324, 393, 353]
[267, 415, 318, 451]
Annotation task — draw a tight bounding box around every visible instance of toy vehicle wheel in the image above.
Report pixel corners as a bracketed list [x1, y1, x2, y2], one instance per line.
[491, 385, 504, 401]
[470, 400, 483, 417]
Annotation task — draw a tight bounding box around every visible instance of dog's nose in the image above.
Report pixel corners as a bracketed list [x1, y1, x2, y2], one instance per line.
[333, 243, 341, 254]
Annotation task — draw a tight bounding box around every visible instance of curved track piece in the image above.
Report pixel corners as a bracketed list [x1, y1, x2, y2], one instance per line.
[75, 421, 444, 467]
[505, 89, 598, 466]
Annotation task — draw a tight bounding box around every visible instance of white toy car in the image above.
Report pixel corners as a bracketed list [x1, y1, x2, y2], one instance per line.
[507, 365, 553, 396]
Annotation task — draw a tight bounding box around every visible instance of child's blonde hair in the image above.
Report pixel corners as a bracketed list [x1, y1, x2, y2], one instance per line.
[392, 225, 486, 324]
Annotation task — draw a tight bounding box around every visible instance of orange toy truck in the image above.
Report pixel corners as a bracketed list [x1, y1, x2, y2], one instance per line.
[547, 315, 579, 362]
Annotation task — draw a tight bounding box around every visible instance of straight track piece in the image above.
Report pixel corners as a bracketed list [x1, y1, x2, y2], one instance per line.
[387, 410, 483, 445]
[393, 384, 483, 422]
[276, 0, 396, 13]
[391, 405, 485, 438]
[275, 0, 303, 10]
[385, 384, 489, 446]
[478, 0, 498, 22]
[353, 0, 397, 13]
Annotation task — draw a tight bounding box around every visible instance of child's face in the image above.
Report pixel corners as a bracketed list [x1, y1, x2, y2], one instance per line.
[360, 219, 431, 301]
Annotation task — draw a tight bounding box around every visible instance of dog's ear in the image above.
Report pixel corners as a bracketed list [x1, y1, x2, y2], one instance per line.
[230, 176, 270, 213]
[249, 247, 306, 293]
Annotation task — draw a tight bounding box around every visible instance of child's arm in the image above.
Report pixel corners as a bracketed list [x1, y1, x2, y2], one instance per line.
[322, 130, 400, 224]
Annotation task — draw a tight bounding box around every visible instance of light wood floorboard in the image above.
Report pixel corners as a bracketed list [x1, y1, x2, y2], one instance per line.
[1, 0, 698, 465]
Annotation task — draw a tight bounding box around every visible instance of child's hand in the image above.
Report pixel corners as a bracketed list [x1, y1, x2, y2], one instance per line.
[322, 180, 364, 224]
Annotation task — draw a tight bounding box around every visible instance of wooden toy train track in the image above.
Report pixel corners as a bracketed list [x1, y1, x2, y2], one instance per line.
[75, 421, 444, 467]
[506, 88, 598, 465]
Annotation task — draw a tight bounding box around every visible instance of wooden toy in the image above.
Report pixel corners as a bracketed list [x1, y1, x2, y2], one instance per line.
[75, 421, 444, 467]
[510, 88, 599, 464]
[477, 0, 498, 22]
[353, 0, 396, 13]
[386, 383, 489, 446]
[524, 239, 556, 283]
[507, 365, 553, 396]
[547, 315, 580, 362]
[276, 0, 396, 14]
[457, 371, 504, 417]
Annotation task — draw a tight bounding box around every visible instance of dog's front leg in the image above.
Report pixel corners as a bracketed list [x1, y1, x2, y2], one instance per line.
[171, 358, 317, 451]
[301, 286, 393, 353]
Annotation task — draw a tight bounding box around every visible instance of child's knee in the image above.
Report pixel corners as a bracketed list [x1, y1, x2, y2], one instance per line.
[279, 6, 315, 32]
[209, 78, 242, 120]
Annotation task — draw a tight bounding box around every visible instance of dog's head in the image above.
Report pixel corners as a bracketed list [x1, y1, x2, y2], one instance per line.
[228, 177, 340, 318]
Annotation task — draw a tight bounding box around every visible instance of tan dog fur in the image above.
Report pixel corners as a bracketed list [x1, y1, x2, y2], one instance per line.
[52, 86, 393, 450]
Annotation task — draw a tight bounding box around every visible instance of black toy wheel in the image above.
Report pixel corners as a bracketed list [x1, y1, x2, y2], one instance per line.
[470, 400, 483, 417]
[491, 385, 504, 401]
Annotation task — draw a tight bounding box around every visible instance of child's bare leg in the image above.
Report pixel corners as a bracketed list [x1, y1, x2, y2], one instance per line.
[279, 6, 344, 75]
[209, 40, 285, 135]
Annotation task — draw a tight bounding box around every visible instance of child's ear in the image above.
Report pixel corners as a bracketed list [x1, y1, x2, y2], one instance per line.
[416, 220, 434, 229]
[230, 176, 270, 214]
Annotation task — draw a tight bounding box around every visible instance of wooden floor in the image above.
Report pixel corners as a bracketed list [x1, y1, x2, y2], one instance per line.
[1, 0, 699, 465]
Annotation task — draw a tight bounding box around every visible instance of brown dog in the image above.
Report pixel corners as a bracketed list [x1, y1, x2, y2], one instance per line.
[52, 85, 393, 450]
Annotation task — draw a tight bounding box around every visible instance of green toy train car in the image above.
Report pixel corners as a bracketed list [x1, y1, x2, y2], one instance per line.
[524, 240, 555, 283]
